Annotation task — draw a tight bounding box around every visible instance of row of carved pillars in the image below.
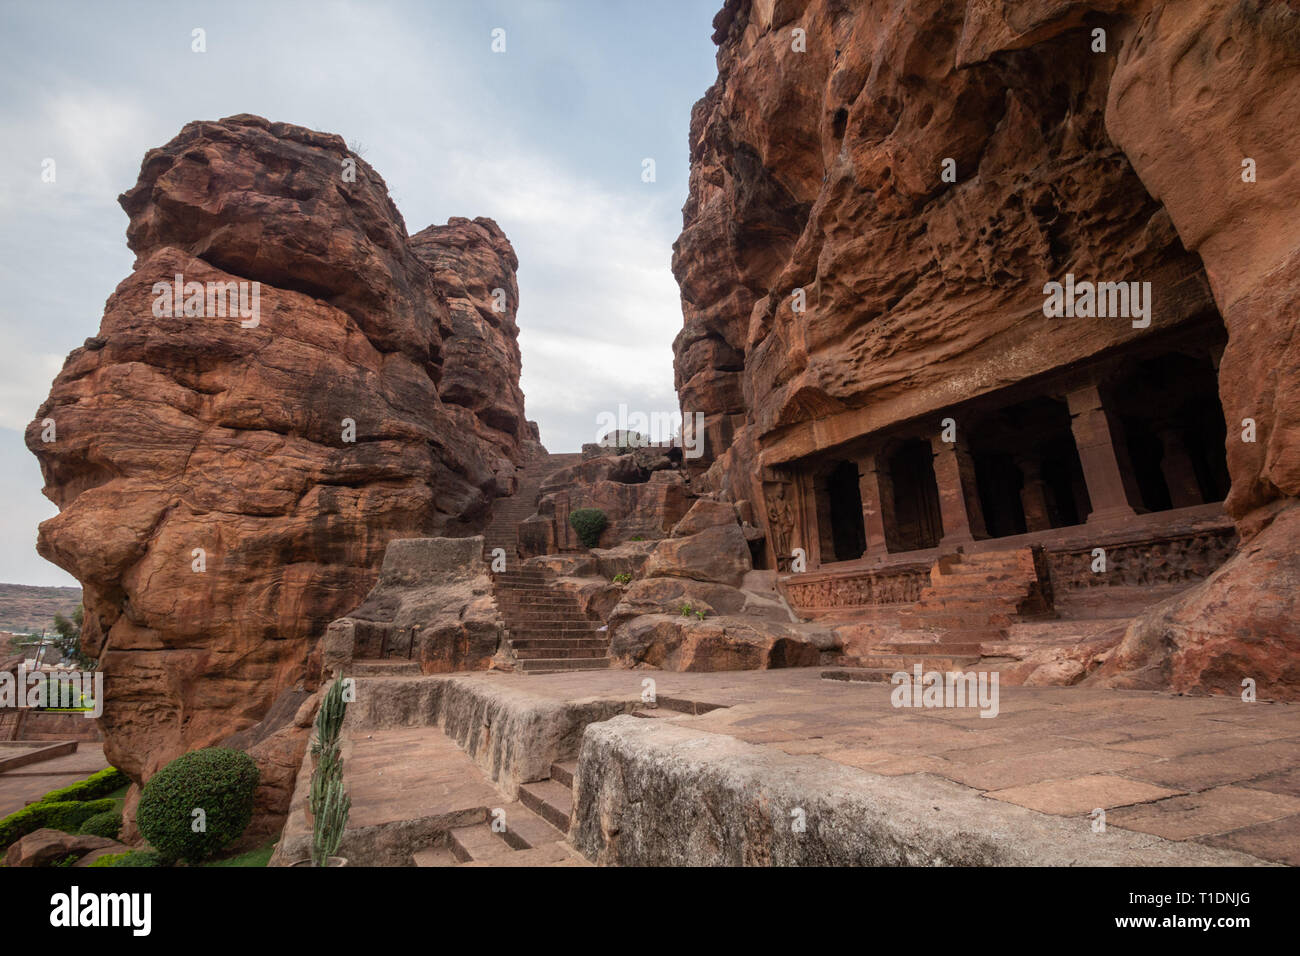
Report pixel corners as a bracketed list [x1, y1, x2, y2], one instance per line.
[770, 380, 1153, 570]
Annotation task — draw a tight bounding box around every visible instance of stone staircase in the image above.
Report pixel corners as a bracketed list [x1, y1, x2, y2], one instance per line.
[413, 759, 584, 867]
[828, 547, 1054, 682]
[481, 451, 582, 563]
[894, 547, 1053, 641]
[494, 568, 611, 673]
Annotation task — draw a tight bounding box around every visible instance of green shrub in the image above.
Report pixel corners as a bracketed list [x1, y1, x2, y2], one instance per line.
[136, 748, 259, 863]
[38, 767, 127, 804]
[46, 798, 115, 833]
[77, 810, 123, 840]
[612, 572, 632, 585]
[90, 850, 161, 868]
[0, 798, 116, 850]
[568, 508, 608, 549]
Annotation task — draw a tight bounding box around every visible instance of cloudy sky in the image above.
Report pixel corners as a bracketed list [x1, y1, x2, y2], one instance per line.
[0, 0, 721, 586]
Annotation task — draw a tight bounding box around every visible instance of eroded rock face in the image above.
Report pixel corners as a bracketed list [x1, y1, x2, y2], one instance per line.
[609, 498, 835, 669]
[332, 537, 503, 673]
[673, 1, 1300, 696]
[25, 116, 527, 820]
[531, 453, 690, 551]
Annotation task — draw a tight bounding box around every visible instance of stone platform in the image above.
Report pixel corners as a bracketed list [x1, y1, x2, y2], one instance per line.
[0, 743, 108, 817]
[273, 668, 1298, 865]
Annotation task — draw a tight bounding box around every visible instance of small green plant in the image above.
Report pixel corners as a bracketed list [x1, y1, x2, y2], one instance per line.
[136, 748, 259, 864]
[568, 508, 608, 549]
[0, 797, 116, 849]
[312, 675, 347, 757]
[630, 535, 645, 542]
[679, 603, 706, 620]
[77, 809, 123, 840]
[310, 768, 350, 867]
[307, 676, 351, 866]
[612, 572, 632, 585]
[90, 850, 162, 868]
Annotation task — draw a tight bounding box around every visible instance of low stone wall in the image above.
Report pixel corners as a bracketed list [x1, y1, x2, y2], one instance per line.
[271, 673, 642, 865]
[780, 518, 1238, 617]
[570, 717, 1266, 867]
[780, 564, 928, 615]
[343, 674, 640, 797]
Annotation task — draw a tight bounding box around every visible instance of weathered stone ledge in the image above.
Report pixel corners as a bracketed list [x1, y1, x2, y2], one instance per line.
[570, 717, 1272, 867]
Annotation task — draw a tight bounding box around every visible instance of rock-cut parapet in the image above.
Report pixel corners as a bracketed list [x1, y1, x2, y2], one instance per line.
[25, 115, 529, 822]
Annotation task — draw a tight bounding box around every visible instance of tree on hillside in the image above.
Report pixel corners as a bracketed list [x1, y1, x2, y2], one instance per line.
[51, 605, 94, 669]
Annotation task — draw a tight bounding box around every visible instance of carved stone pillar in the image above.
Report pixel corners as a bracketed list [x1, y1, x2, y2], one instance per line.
[1016, 455, 1053, 532]
[1158, 427, 1204, 509]
[792, 470, 821, 569]
[1067, 383, 1137, 523]
[931, 434, 986, 546]
[857, 452, 890, 558]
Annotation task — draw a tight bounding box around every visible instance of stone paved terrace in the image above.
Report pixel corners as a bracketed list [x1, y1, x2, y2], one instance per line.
[450, 668, 1300, 865]
[0, 743, 108, 817]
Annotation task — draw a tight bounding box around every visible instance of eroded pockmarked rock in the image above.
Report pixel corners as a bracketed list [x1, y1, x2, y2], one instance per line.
[25, 115, 529, 828]
[673, 0, 1300, 697]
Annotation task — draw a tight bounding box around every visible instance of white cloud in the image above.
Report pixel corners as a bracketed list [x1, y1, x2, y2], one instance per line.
[0, 327, 65, 432]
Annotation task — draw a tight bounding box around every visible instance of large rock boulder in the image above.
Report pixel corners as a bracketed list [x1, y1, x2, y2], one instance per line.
[332, 537, 502, 673]
[25, 115, 528, 826]
[5, 829, 129, 868]
[608, 497, 834, 668]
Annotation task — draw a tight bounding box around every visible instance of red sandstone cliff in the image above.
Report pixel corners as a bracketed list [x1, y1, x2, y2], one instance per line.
[674, 1, 1300, 697]
[25, 115, 529, 820]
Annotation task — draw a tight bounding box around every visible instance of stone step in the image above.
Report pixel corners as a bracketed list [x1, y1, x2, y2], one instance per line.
[460, 843, 589, 867]
[497, 800, 565, 850]
[876, 641, 989, 656]
[898, 611, 1014, 630]
[821, 668, 895, 683]
[350, 659, 422, 676]
[519, 657, 612, 673]
[412, 845, 459, 867]
[506, 625, 604, 636]
[512, 647, 608, 660]
[855, 654, 982, 670]
[510, 638, 610, 649]
[449, 823, 515, 863]
[550, 760, 577, 789]
[518, 779, 573, 831]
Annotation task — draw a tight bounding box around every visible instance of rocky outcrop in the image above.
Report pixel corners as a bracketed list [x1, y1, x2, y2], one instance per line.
[608, 498, 835, 669]
[526, 443, 690, 552]
[4, 829, 130, 868]
[673, 1, 1300, 696]
[25, 115, 528, 824]
[327, 537, 503, 673]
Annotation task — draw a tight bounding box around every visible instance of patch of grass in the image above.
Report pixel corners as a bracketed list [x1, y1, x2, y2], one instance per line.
[201, 840, 275, 868]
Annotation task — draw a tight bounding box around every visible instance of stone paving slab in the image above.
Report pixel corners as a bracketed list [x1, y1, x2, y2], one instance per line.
[452, 668, 1300, 864]
[345, 728, 502, 829]
[0, 743, 108, 817]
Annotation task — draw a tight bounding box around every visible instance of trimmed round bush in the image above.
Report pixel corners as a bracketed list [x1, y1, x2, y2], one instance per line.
[136, 748, 260, 863]
[77, 809, 123, 839]
[568, 508, 608, 549]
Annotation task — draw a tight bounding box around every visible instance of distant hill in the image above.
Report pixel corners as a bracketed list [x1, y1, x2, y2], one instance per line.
[0, 583, 83, 636]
